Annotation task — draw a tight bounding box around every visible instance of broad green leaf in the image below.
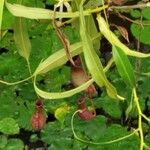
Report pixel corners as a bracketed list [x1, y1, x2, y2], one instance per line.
[131, 20, 150, 45]
[41, 122, 73, 149]
[112, 46, 135, 88]
[79, 3, 124, 100]
[55, 105, 70, 127]
[130, 9, 141, 18]
[96, 14, 150, 58]
[0, 118, 19, 135]
[95, 97, 122, 118]
[5, 1, 107, 20]
[0, 0, 4, 33]
[75, 115, 107, 141]
[143, 8, 150, 20]
[14, 18, 31, 60]
[34, 77, 94, 99]
[5, 139, 24, 150]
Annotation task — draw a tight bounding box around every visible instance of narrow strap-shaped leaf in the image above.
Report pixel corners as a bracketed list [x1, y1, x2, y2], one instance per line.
[5, 1, 107, 20]
[79, 2, 124, 100]
[0, 0, 5, 34]
[33, 54, 114, 100]
[13, 0, 31, 61]
[34, 77, 94, 99]
[14, 17, 31, 61]
[96, 14, 150, 58]
[34, 42, 82, 75]
[34, 33, 101, 75]
[112, 46, 136, 88]
[85, 14, 101, 55]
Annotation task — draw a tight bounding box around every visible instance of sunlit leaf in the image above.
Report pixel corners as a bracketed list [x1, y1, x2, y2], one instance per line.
[0, 0, 4, 34]
[14, 18, 31, 61]
[6, 1, 90, 20]
[112, 46, 135, 88]
[79, 4, 124, 100]
[34, 33, 100, 75]
[96, 14, 150, 58]
[85, 14, 101, 55]
[55, 105, 70, 127]
[34, 41, 82, 75]
[34, 77, 94, 99]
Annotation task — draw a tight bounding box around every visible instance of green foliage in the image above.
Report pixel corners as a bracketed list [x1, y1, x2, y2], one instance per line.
[0, 136, 24, 150]
[0, 118, 19, 135]
[4, 139, 24, 150]
[112, 46, 135, 88]
[95, 96, 122, 118]
[0, 0, 150, 150]
[131, 20, 150, 45]
[130, 9, 141, 18]
[143, 8, 150, 20]
[0, 0, 4, 31]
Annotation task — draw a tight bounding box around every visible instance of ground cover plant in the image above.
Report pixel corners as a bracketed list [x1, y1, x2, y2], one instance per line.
[0, 0, 150, 149]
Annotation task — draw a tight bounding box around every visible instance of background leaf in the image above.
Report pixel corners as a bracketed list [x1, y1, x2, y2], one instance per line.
[131, 20, 150, 45]
[112, 46, 135, 88]
[0, 118, 19, 135]
[0, 135, 7, 149]
[143, 8, 150, 20]
[14, 18, 31, 61]
[5, 139, 24, 150]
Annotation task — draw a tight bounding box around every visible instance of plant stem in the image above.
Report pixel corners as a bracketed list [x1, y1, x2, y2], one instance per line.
[111, 2, 150, 10]
[142, 114, 150, 123]
[133, 88, 144, 150]
[27, 60, 32, 75]
[0, 75, 33, 85]
[71, 110, 138, 145]
[144, 143, 150, 150]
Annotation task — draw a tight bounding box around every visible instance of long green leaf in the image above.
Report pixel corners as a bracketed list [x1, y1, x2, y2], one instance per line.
[85, 14, 101, 55]
[79, 2, 124, 100]
[34, 33, 101, 75]
[34, 42, 82, 75]
[5, 1, 107, 20]
[0, 0, 5, 33]
[34, 53, 114, 100]
[14, 17, 31, 61]
[96, 14, 150, 58]
[112, 46, 136, 88]
[34, 77, 94, 99]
